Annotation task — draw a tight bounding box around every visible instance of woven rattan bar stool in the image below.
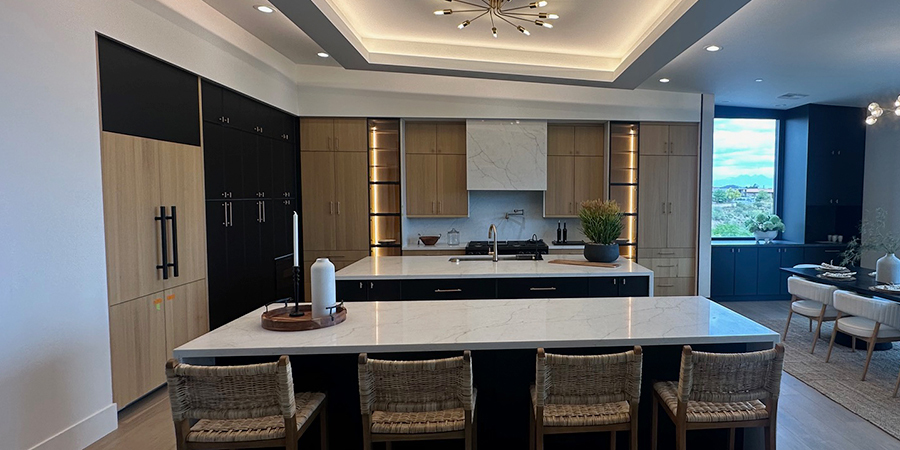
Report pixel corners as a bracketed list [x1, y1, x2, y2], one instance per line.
[165, 356, 327, 450]
[357, 351, 476, 450]
[825, 290, 900, 384]
[651, 344, 784, 450]
[530, 346, 643, 450]
[783, 275, 839, 353]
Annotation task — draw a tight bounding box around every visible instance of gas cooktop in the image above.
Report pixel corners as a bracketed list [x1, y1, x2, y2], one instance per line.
[465, 239, 549, 255]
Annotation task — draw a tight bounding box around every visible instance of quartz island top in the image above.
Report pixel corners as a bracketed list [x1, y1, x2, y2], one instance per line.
[173, 296, 779, 360]
[334, 254, 652, 280]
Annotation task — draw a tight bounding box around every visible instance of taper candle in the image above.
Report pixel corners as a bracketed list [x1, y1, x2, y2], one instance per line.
[293, 211, 299, 267]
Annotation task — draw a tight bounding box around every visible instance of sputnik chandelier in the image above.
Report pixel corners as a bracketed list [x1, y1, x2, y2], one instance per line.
[434, 0, 559, 38]
[865, 95, 900, 125]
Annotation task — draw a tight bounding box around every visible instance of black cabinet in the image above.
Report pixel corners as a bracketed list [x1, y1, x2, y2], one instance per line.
[201, 80, 296, 142]
[497, 278, 588, 299]
[804, 246, 845, 266]
[402, 279, 497, 301]
[337, 280, 368, 302]
[272, 140, 298, 199]
[710, 247, 736, 297]
[733, 248, 758, 296]
[337, 280, 404, 302]
[587, 277, 650, 297]
[780, 248, 804, 295]
[98, 36, 200, 146]
[756, 248, 782, 296]
[203, 123, 245, 199]
[271, 198, 296, 258]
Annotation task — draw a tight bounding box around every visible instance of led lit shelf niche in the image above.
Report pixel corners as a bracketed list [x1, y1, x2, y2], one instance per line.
[368, 119, 402, 257]
[608, 122, 640, 260]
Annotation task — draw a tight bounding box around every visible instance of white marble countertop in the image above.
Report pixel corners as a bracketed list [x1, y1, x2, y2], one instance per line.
[173, 296, 779, 359]
[334, 255, 652, 280]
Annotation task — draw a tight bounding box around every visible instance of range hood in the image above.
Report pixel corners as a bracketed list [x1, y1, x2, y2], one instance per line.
[466, 119, 547, 191]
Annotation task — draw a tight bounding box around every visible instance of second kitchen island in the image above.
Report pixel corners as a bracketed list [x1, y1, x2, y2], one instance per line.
[333, 254, 655, 301]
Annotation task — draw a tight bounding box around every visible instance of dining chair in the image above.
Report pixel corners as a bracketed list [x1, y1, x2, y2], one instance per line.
[783, 275, 839, 353]
[826, 290, 900, 383]
[651, 344, 784, 450]
[165, 356, 327, 450]
[358, 351, 476, 450]
[531, 346, 642, 450]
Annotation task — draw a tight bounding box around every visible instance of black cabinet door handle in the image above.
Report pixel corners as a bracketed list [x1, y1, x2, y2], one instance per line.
[156, 206, 169, 280]
[435, 288, 463, 293]
[529, 287, 557, 291]
[170, 206, 179, 278]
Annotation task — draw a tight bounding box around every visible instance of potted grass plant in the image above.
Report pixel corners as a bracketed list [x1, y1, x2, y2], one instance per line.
[579, 199, 624, 263]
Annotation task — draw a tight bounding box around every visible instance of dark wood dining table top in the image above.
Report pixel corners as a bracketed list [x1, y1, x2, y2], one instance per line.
[781, 266, 900, 302]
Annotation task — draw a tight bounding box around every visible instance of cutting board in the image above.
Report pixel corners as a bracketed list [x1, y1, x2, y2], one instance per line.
[548, 259, 620, 269]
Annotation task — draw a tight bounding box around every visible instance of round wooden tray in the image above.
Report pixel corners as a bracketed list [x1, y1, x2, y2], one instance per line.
[261, 303, 347, 332]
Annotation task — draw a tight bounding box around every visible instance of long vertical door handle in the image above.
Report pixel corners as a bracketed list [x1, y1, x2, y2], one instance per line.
[668, 202, 672, 214]
[662, 202, 666, 214]
[329, 201, 334, 215]
[262, 201, 266, 222]
[336, 201, 340, 215]
[223, 202, 228, 226]
[227, 202, 233, 227]
[438, 201, 442, 213]
[156, 206, 169, 280]
[170, 206, 179, 277]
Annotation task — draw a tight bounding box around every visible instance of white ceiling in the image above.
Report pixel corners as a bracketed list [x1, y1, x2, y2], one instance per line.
[638, 0, 900, 109]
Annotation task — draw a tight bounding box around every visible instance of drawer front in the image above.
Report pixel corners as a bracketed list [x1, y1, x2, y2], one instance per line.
[368, 280, 402, 301]
[637, 247, 695, 259]
[654, 277, 696, 296]
[618, 276, 650, 297]
[336, 280, 368, 302]
[642, 258, 695, 278]
[497, 277, 588, 299]
[401, 278, 497, 300]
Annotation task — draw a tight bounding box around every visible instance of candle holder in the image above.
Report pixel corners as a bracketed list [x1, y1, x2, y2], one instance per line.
[289, 265, 304, 317]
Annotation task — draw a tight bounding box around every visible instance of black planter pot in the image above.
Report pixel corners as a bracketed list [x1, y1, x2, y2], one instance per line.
[584, 243, 619, 263]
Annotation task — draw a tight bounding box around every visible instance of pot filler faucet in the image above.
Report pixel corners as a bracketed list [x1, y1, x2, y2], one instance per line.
[488, 224, 499, 262]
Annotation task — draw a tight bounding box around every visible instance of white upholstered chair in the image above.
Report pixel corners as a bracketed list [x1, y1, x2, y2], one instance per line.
[783, 276, 839, 353]
[826, 290, 900, 385]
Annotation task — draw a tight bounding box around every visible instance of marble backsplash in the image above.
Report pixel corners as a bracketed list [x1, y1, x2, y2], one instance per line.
[403, 191, 586, 246]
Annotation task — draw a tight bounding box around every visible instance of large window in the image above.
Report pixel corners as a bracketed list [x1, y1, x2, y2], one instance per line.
[712, 118, 778, 238]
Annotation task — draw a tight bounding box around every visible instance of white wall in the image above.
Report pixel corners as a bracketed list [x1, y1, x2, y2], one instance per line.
[0, 1, 297, 449]
[861, 123, 900, 267]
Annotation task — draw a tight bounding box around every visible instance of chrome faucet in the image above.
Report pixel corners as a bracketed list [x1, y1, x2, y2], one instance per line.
[488, 224, 499, 262]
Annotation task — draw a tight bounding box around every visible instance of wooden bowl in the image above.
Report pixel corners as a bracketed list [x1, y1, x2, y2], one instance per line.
[419, 235, 441, 245]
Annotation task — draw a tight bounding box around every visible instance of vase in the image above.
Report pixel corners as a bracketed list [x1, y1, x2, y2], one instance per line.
[584, 243, 619, 263]
[876, 253, 900, 284]
[310, 258, 336, 318]
[753, 230, 778, 244]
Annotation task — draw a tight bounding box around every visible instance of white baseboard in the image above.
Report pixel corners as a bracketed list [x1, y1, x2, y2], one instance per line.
[29, 403, 118, 450]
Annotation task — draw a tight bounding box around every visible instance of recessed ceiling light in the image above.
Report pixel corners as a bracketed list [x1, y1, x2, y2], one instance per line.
[317, 52, 330, 58]
[659, 78, 670, 83]
[704, 45, 721, 52]
[755, 78, 763, 82]
[254, 5, 274, 13]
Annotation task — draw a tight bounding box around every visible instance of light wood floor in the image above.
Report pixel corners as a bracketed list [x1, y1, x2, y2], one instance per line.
[87, 302, 900, 450]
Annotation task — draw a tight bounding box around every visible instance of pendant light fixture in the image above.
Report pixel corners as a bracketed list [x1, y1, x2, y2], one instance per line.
[434, 0, 558, 39]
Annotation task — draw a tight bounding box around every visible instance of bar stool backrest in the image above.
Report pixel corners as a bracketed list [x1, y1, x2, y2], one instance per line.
[788, 276, 838, 306]
[165, 356, 296, 421]
[834, 290, 900, 329]
[358, 352, 474, 414]
[535, 347, 642, 408]
[676, 345, 784, 404]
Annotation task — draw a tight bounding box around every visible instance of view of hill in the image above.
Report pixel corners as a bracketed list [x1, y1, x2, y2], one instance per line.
[713, 174, 774, 189]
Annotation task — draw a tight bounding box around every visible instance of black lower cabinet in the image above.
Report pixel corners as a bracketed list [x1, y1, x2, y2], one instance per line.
[337, 280, 403, 302]
[402, 279, 497, 301]
[497, 277, 588, 299]
[588, 277, 650, 297]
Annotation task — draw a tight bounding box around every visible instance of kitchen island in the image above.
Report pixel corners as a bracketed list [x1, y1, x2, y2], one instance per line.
[334, 254, 656, 301]
[175, 296, 778, 449]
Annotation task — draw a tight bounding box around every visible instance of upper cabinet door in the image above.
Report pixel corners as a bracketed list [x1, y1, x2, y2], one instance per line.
[547, 125, 575, 156]
[436, 122, 466, 154]
[101, 132, 164, 305]
[574, 125, 604, 156]
[158, 141, 208, 288]
[201, 82, 223, 124]
[334, 118, 368, 152]
[405, 154, 438, 215]
[300, 118, 335, 151]
[666, 156, 698, 248]
[668, 124, 699, 156]
[638, 155, 669, 249]
[405, 122, 437, 154]
[300, 152, 336, 250]
[574, 156, 605, 212]
[545, 155, 576, 217]
[436, 154, 468, 216]
[334, 152, 370, 250]
[640, 124, 669, 156]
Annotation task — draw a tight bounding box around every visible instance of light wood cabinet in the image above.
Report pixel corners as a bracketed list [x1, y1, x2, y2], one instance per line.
[301, 118, 367, 152]
[109, 293, 167, 407]
[300, 152, 336, 251]
[544, 124, 605, 218]
[164, 279, 209, 357]
[158, 140, 207, 288]
[637, 123, 699, 296]
[300, 145, 369, 252]
[405, 122, 468, 217]
[639, 123, 698, 156]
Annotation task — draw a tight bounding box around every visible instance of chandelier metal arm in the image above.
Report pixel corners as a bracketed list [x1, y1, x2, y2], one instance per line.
[451, 0, 490, 9]
[467, 10, 490, 23]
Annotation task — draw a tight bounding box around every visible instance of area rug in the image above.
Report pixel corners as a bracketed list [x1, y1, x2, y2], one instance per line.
[738, 306, 900, 440]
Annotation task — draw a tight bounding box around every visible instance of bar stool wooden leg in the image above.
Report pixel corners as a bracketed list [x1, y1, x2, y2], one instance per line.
[610, 430, 616, 449]
[825, 312, 842, 362]
[809, 317, 813, 332]
[630, 403, 639, 450]
[529, 406, 535, 450]
[894, 367, 900, 398]
[861, 324, 881, 381]
[851, 336, 857, 352]
[728, 428, 735, 450]
[651, 393, 659, 450]
[811, 305, 828, 354]
[782, 306, 794, 341]
[675, 424, 687, 450]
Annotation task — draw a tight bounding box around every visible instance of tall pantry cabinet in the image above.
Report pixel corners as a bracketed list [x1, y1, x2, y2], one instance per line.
[637, 123, 699, 296]
[98, 36, 209, 408]
[300, 118, 370, 301]
[404, 122, 469, 217]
